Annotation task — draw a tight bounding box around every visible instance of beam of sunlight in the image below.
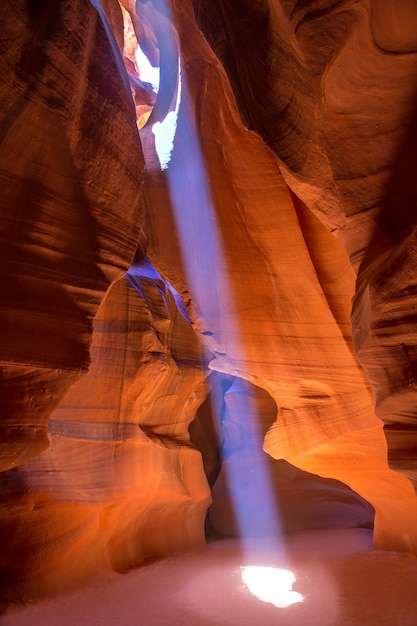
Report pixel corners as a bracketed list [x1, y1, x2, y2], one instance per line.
[160, 55, 285, 561]
[135, 0, 288, 589]
[241, 566, 303, 608]
[220, 379, 283, 545]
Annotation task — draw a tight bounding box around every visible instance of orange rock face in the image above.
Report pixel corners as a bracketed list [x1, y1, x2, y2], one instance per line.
[190, 0, 417, 549]
[1, 0, 417, 602]
[0, 260, 210, 599]
[0, 0, 144, 471]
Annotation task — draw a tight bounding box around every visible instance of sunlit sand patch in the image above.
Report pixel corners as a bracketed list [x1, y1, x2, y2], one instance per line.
[241, 565, 303, 608]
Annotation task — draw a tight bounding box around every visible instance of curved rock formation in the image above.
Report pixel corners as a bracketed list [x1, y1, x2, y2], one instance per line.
[191, 375, 375, 537]
[0, 0, 144, 470]
[143, 0, 417, 553]
[190, 0, 417, 545]
[191, 0, 417, 495]
[2, 0, 417, 603]
[0, 259, 210, 600]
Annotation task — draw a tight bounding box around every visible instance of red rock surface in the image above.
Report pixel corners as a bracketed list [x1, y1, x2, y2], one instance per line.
[191, 0, 417, 488]
[189, 0, 417, 547]
[0, 0, 144, 471]
[1, 0, 417, 602]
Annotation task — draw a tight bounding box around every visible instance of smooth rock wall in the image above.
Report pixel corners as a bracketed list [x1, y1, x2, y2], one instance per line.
[191, 0, 417, 492]
[0, 259, 210, 601]
[2, 0, 417, 603]
[0, 0, 144, 470]
[190, 0, 417, 547]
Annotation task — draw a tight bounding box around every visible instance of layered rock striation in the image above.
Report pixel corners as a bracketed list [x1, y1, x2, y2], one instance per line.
[191, 0, 417, 492]
[0, 0, 144, 470]
[1, 0, 417, 602]
[190, 0, 417, 544]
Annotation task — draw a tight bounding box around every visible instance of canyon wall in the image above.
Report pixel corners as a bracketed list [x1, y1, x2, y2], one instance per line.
[191, 0, 417, 491]
[1, 0, 417, 602]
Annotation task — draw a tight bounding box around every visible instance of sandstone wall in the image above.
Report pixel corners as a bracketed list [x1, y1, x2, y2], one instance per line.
[2, 0, 417, 602]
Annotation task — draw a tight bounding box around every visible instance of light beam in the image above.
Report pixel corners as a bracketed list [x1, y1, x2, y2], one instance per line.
[135, 0, 291, 598]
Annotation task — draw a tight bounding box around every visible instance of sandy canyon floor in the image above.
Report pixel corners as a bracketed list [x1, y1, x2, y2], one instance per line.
[3, 529, 417, 626]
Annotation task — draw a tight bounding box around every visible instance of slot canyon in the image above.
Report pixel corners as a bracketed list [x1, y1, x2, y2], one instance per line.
[1, 0, 417, 623]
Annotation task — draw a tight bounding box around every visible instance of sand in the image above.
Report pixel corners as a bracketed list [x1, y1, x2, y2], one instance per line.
[3, 529, 417, 625]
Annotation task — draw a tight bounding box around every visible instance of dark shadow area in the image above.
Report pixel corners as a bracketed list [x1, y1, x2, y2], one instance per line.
[358, 89, 417, 274]
[0, 468, 29, 611]
[353, 88, 417, 491]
